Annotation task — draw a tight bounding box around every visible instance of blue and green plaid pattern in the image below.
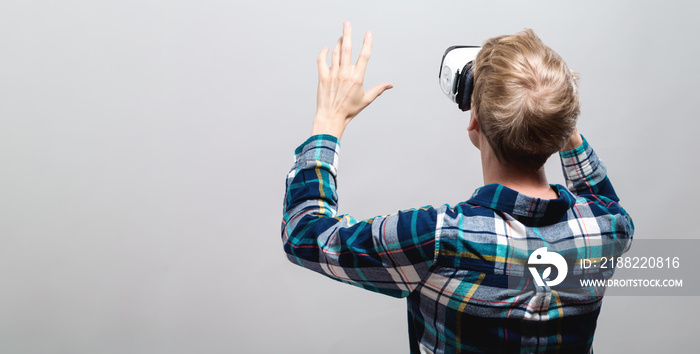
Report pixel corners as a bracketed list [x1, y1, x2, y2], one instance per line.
[282, 134, 633, 353]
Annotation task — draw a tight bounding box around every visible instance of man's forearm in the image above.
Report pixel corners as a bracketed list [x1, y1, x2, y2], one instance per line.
[558, 133, 621, 202]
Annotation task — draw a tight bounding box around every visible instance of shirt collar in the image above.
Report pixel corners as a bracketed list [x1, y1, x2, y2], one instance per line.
[467, 184, 576, 221]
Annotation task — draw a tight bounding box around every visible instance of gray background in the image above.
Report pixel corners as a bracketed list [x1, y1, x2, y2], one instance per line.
[1, 0, 698, 353]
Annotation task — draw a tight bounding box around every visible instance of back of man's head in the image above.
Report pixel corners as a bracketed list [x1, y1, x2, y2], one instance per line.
[472, 29, 580, 171]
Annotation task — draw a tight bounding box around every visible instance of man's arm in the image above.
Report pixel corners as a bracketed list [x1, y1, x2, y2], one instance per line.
[281, 23, 434, 298]
[282, 134, 437, 298]
[559, 129, 634, 253]
[559, 129, 619, 202]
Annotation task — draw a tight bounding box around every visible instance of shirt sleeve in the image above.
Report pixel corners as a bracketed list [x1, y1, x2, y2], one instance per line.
[559, 135, 619, 202]
[559, 134, 635, 246]
[281, 135, 437, 298]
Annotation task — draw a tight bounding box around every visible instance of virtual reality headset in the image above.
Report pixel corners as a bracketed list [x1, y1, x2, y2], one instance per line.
[439, 46, 481, 111]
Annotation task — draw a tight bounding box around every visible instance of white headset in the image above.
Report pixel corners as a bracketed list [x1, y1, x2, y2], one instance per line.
[438, 46, 481, 111]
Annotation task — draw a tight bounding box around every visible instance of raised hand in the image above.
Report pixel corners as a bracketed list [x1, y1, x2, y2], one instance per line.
[311, 22, 393, 139]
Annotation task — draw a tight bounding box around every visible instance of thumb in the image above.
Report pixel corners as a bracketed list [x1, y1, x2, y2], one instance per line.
[364, 83, 393, 105]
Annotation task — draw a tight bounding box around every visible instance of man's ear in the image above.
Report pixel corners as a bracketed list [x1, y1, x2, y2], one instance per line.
[467, 111, 481, 150]
[467, 111, 480, 132]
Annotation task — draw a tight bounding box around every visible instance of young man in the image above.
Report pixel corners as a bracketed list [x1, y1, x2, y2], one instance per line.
[282, 22, 633, 353]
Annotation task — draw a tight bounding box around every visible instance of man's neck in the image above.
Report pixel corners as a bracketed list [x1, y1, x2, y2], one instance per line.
[480, 147, 558, 200]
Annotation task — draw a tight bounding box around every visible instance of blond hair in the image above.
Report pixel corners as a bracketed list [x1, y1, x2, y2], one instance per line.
[472, 29, 580, 171]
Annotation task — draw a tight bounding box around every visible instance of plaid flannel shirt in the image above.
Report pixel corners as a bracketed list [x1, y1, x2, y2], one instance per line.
[282, 134, 633, 353]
